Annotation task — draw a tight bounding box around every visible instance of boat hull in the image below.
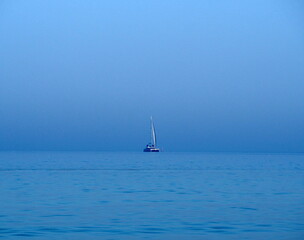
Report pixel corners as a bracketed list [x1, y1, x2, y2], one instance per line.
[143, 148, 160, 152]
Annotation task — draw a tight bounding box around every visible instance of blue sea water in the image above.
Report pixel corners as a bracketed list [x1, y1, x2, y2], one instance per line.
[0, 152, 303, 240]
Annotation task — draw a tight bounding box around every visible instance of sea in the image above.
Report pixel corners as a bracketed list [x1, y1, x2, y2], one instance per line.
[0, 152, 303, 240]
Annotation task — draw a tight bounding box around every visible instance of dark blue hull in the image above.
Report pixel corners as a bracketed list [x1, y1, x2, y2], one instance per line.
[143, 148, 160, 152]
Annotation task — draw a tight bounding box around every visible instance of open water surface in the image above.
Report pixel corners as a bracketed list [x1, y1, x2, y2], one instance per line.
[0, 152, 303, 239]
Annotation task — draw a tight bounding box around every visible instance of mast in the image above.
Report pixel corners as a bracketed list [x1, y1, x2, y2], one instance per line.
[150, 116, 156, 147]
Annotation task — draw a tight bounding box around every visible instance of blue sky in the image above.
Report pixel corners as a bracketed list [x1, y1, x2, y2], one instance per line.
[0, 0, 303, 152]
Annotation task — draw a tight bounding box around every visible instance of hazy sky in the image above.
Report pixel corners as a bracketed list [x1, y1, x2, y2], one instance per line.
[0, 0, 303, 152]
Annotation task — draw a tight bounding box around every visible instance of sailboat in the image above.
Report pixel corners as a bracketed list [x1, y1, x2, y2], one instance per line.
[143, 117, 160, 152]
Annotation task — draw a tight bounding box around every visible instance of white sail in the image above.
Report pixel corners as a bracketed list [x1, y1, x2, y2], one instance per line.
[150, 116, 156, 147]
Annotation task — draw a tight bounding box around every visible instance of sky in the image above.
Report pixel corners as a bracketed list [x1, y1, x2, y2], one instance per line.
[0, 0, 303, 152]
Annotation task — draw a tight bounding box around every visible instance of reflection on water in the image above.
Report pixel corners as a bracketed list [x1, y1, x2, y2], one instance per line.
[0, 152, 303, 239]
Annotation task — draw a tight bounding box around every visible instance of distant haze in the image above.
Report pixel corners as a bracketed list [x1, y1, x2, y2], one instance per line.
[0, 0, 303, 152]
